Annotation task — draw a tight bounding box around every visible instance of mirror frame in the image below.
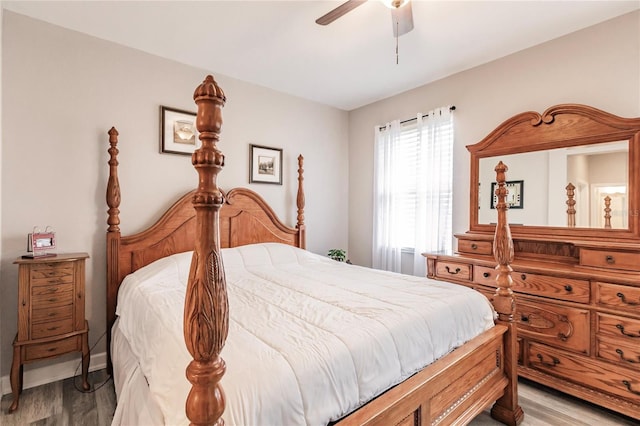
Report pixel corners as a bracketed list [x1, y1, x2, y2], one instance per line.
[467, 104, 640, 241]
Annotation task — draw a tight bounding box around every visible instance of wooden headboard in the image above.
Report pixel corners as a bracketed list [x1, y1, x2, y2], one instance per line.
[105, 126, 306, 371]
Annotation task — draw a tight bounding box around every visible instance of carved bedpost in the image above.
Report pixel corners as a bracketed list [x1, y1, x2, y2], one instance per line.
[604, 196, 612, 228]
[566, 183, 576, 227]
[490, 161, 524, 426]
[297, 155, 306, 249]
[184, 75, 228, 426]
[106, 127, 121, 374]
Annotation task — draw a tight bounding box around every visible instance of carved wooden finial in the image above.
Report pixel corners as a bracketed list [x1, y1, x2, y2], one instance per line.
[566, 182, 576, 227]
[184, 75, 228, 426]
[492, 160, 515, 321]
[106, 127, 121, 233]
[604, 196, 612, 229]
[296, 155, 306, 250]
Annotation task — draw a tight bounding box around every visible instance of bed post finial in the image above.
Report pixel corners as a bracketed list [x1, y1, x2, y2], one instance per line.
[490, 161, 524, 425]
[566, 182, 576, 227]
[107, 127, 121, 233]
[185, 75, 228, 426]
[297, 155, 306, 249]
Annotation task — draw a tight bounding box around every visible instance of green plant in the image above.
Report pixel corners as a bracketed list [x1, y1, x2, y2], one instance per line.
[327, 248, 347, 262]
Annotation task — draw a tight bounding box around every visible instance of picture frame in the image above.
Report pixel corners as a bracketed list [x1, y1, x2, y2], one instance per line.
[160, 106, 199, 155]
[249, 144, 283, 185]
[491, 180, 524, 209]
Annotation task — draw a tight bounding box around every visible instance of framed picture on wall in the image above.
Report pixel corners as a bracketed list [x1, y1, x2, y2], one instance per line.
[160, 106, 199, 155]
[491, 180, 524, 209]
[249, 144, 283, 185]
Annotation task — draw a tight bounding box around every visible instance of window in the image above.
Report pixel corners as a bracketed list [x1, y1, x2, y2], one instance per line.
[372, 109, 454, 275]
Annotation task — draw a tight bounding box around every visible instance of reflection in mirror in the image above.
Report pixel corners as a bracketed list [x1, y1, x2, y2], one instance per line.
[478, 141, 628, 229]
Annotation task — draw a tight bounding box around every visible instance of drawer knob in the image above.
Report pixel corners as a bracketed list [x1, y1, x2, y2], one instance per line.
[622, 380, 640, 396]
[520, 274, 527, 280]
[471, 243, 478, 250]
[47, 326, 59, 331]
[564, 285, 573, 292]
[483, 272, 490, 278]
[616, 324, 640, 338]
[615, 349, 639, 364]
[536, 353, 560, 368]
[47, 347, 57, 352]
[445, 266, 461, 275]
[606, 255, 615, 264]
[616, 292, 640, 306]
[520, 315, 529, 323]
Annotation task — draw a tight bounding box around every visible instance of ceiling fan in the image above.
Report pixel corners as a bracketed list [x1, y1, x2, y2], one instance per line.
[316, 0, 414, 37]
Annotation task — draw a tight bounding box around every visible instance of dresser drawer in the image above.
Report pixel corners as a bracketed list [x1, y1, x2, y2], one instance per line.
[30, 265, 74, 287]
[24, 335, 80, 361]
[31, 282, 73, 297]
[31, 318, 74, 339]
[474, 266, 589, 303]
[596, 282, 640, 312]
[517, 299, 590, 354]
[32, 305, 73, 324]
[580, 249, 640, 271]
[457, 239, 492, 256]
[435, 261, 471, 281]
[32, 289, 73, 308]
[597, 337, 640, 370]
[597, 313, 640, 342]
[528, 342, 640, 404]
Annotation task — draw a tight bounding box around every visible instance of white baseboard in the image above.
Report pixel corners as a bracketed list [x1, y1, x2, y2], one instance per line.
[1, 351, 107, 396]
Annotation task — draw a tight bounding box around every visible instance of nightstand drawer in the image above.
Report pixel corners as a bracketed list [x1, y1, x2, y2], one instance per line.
[457, 239, 492, 255]
[596, 282, 640, 312]
[435, 261, 471, 281]
[24, 336, 79, 361]
[474, 266, 589, 303]
[580, 249, 640, 271]
[517, 299, 590, 354]
[30, 265, 74, 287]
[31, 318, 74, 339]
[32, 305, 73, 323]
[32, 289, 73, 308]
[31, 282, 73, 297]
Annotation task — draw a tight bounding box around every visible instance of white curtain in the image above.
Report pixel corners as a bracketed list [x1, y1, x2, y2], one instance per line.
[372, 109, 454, 276]
[372, 120, 403, 272]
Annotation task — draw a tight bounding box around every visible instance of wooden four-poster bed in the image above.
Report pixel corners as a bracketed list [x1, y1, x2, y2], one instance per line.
[106, 75, 523, 425]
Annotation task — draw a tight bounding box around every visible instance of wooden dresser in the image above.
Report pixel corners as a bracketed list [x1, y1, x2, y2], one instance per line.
[9, 252, 90, 413]
[426, 104, 640, 420]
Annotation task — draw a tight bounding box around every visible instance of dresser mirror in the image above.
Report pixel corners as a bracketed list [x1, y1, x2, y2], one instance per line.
[477, 140, 629, 228]
[467, 104, 640, 240]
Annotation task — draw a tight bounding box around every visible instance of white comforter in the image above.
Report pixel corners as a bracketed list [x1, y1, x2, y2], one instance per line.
[115, 243, 495, 425]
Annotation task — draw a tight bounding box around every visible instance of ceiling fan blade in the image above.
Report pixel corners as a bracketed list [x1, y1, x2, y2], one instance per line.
[391, 1, 414, 37]
[316, 0, 367, 26]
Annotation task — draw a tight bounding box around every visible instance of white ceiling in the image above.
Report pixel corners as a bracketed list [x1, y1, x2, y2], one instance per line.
[4, 1, 639, 110]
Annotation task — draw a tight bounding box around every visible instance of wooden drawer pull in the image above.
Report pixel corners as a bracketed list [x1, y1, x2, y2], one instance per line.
[445, 266, 461, 275]
[616, 292, 639, 306]
[622, 380, 640, 396]
[615, 349, 639, 364]
[47, 347, 58, 353]
[606, 255, 615, 264]
[564, 285, 573, 292]
[520, 315, 529, 323]
[46, 326, 60, 332]
[520, 274, 527, 280]
[616, 324, 640, 338]
[536, 353, 560, 368]
[483, 272, 490, 278]
[470, 243, 478, 250]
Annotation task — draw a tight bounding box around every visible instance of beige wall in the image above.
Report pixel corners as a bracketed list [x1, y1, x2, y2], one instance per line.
[0, 11, 349, 380]
[348, 11, 640, 267]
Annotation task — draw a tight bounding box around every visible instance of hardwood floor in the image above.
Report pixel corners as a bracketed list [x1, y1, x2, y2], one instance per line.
[1, 371, 637, 425]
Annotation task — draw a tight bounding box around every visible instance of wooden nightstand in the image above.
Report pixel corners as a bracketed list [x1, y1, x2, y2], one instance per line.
[8, 253, 90, 413]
